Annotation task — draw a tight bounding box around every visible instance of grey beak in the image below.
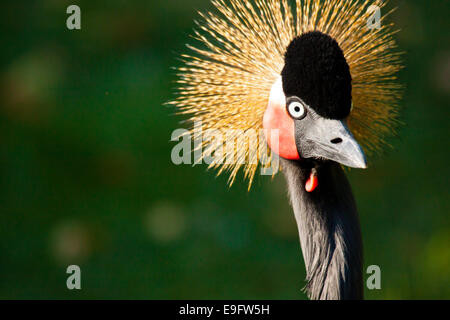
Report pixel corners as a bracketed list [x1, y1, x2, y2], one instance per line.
[301, 118, 367, 169]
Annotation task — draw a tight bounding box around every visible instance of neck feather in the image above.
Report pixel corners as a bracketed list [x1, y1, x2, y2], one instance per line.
[281, 159, 364, 300]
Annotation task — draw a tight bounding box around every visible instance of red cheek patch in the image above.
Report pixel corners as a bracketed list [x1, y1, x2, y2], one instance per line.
[263, 79, 300, 160]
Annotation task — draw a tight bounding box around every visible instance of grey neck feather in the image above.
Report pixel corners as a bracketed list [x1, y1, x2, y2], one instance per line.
[281, 158, 364, 300]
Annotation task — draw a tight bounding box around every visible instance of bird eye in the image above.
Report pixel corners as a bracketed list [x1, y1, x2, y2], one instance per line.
[287, 98, 307, 120]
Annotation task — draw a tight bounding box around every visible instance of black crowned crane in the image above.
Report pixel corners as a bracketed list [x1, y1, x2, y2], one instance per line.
[170, 0, 402, 300]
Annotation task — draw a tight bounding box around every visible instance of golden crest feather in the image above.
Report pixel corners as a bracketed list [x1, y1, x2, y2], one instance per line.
[170, 0, 403, 189]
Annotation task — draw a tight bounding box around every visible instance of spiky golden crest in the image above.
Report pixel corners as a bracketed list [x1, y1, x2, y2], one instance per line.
[170, 0, 403, 188]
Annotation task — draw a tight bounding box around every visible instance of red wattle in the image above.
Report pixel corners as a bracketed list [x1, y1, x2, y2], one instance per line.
[305, 172, 318, 192]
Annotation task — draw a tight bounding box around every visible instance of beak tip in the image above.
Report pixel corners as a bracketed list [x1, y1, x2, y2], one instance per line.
[348, 161, 367, 170]
[344, 150, 367, 169]
[354, 155, 368, 170]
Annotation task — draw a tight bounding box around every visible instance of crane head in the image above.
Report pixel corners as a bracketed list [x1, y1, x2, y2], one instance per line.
[170, 0, 402, 189]
[263, 32, 367, 170]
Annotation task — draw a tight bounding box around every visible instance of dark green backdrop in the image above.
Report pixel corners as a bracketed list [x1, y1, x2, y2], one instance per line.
[0, 0, 448, 299]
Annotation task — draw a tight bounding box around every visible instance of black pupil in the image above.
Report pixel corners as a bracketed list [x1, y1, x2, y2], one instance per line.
[294, 106, 301, 113]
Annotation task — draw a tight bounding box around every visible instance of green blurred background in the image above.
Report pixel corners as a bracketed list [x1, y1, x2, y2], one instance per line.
[0, 0, 448, 299]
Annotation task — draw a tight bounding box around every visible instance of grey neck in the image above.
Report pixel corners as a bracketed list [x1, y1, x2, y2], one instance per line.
[281, 158, 364, 300]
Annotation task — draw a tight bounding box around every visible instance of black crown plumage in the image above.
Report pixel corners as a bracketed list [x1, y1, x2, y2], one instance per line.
[282, 31, 352, 120]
